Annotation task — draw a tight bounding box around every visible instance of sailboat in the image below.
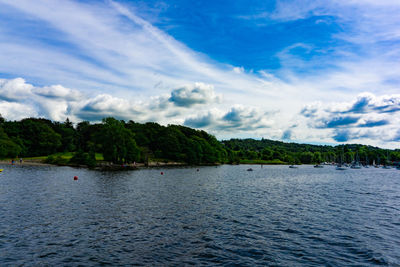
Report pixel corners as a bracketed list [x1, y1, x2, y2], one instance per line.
[374, 156, 380, 168]
[382, 150, 391, 169]
[350, 152, 362, 169]
[364, 155, 369, 168]
[336, 147, 347, 170]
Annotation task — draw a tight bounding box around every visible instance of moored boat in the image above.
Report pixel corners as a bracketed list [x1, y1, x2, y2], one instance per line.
[336, 165, 347, 170]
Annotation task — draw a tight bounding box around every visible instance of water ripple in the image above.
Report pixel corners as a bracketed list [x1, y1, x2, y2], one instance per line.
[0, 164, 399, 266]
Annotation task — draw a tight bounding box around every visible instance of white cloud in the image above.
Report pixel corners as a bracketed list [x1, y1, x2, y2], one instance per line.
[76, 94, 143, 121]
[233, 66, 244, 74]
[0, 77, 33, 101]
[0, 101, 37, 120]
[169, 83, 221, 107]
[33, 85, 82, 101]
[298, 92, 400, 146]
[184, 105, 275, 134]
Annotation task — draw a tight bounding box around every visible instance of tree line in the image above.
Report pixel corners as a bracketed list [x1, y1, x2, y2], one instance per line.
[0, 116, 226, 165]
[0, 116, 399, 166]
[222, 138, 400, 165]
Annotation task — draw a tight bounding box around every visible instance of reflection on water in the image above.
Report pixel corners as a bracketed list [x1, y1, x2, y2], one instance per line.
[0, 164, 399, 266]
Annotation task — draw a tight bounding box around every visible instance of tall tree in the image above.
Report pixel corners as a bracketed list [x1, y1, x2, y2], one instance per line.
[100, 118, 140, 164]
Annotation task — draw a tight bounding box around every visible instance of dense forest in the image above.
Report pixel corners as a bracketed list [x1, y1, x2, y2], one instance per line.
[0, 116, 399, 167]
[0, 116, 226, 166]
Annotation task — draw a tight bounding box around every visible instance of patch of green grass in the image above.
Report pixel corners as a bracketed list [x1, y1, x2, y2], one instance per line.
[24, 152, 74, 161]
[239, 159, 286, 165]
[95, 153, 104, 161]
[25, 152, 104, 161]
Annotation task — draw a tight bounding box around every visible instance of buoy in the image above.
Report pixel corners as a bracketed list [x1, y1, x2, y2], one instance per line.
[197, 169, 199, 172]
[161, 172, 164, 175]
[74, 176, 78, 180]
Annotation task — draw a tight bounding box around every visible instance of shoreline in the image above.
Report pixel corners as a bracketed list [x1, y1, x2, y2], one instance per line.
[0, 159, 290, 170]
[0, 159, 52, 167]
[0, 159, 206, 170]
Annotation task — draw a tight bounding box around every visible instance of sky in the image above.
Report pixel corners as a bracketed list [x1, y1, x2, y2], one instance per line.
[0, 0, 400, 148]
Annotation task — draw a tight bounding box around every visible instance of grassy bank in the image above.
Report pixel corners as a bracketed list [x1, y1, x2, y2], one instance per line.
[239, 159, 286, 165]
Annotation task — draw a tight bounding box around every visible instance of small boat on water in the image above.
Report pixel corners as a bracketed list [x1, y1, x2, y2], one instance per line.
[247, 168, 253, 171]
[350, 163, 362, 169]
[336, 165, 347, 170]
[289, 165, 298, 168]
[350, 152, 362, 169]
[314, 164, 323, 168]
[336, 147, 347, 170]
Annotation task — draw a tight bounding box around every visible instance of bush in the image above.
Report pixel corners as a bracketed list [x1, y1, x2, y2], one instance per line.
[69, 151, 96, 168]
[45, 155, 68, 165]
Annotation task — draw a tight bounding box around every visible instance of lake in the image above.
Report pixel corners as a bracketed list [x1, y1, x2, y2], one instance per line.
[0, 164, 399, 266]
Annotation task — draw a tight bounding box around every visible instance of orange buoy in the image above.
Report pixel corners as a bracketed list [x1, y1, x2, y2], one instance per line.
[74, 176, 78, 180]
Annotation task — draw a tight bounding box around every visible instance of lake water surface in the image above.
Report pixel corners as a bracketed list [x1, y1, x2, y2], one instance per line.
[0, 164, 399, 266]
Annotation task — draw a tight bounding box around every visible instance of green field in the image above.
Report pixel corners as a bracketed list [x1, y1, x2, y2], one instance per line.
[23, 152, 104, 161]
[239, 159, 286, 165]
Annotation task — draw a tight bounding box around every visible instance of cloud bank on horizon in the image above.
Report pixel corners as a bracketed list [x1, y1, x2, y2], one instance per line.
[0, 0, 399, 148]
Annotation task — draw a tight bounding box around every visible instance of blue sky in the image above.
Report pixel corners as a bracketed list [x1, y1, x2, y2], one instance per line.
[0, 0, 400, 148]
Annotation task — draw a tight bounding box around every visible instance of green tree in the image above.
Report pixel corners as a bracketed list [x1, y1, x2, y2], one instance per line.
[312, 152, 322, 163]
[100, 118, 140, 164]
[18, 119, 61, 156]
[0, 127, 21, 158]
[300, 152, 313, 164]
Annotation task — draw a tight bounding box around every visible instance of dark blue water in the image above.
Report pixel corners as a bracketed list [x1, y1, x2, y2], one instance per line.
[0, 164, 399, 266]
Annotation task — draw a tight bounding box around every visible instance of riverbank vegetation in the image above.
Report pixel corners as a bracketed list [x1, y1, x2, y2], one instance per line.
[0, 115, 399, 167]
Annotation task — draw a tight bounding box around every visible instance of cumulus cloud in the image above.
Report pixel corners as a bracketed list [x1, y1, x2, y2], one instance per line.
[0, 78, 83, 121]
[76, 94, 143, 121]
[0, 78, 228, 130]
[300, 92, 400, 144]
[328, 93, 400, 114]
[0, 101, 38, 120]
[184, 112, 214, 128]
[0, 78, 33, 101]
[0, 78, 278, 139]
[317, 116, 360, 129]
[300, 102, 321, 118]
[184, 105, 274, 133]
[169, 83, 221, 107]
[33, 85, 82, 101]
